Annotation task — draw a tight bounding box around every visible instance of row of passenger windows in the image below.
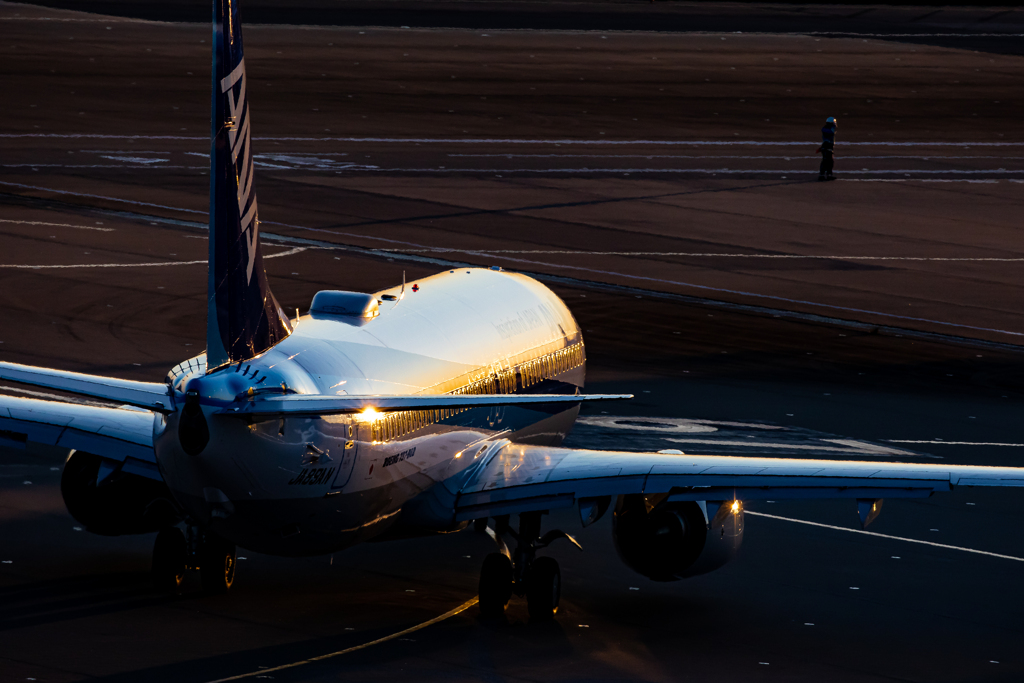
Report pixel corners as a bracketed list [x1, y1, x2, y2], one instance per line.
[369, 342, 586, 443]
[517, 343, 585, 390]
[371, 406, 468, 443]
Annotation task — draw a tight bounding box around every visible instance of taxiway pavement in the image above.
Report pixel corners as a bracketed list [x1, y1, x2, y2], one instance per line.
[2, 2, 1024, 681]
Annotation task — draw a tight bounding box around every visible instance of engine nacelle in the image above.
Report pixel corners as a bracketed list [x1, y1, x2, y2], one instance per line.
[612, 495, 743, 581]
[61, 451, 180, 536]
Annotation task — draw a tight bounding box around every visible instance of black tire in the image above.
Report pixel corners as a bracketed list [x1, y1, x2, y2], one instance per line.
[478, 552, 513, 617]
[526, 556, 560, 621]
[200, 532, 237, 595]
[152, 527, 187, 593]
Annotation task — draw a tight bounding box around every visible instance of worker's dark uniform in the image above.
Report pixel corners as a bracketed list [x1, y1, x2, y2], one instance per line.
[819, 124, 836, 179]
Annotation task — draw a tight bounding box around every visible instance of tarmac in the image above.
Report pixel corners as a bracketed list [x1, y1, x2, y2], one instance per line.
[2, 2, 1024, 681]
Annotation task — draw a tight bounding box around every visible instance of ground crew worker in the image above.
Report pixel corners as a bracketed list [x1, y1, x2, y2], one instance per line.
[817, 116, 838, 181]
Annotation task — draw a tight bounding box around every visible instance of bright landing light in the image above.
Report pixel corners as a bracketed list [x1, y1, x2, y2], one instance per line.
[731, 500, 741, 514]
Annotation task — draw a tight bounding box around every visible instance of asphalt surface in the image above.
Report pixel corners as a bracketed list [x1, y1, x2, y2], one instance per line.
[2, 2, 1024, 681]
[13, 0, 1024, 55]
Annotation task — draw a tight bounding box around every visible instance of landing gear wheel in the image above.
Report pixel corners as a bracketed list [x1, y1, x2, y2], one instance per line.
[152, 527, 187, 593]
[478, 552, 513, 617]
[526, 556, 560, 621]
[200, 532, 237, 595]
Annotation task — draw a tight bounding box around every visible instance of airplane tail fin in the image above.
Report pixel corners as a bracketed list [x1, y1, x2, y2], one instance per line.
[207, 0, 291, 372]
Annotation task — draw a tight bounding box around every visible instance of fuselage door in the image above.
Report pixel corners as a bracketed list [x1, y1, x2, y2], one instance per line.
[330, 425, 359, 490]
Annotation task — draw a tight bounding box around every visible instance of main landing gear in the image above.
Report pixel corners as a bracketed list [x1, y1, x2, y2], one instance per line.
[477, 512, 580, 621]
[152, 526, 237, 595]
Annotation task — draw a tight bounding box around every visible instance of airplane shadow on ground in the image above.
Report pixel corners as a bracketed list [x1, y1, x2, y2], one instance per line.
[0, 571, 172, 632]
[81, 609, 546, 683]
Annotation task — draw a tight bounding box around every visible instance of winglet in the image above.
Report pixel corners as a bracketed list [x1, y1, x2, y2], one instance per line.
[207, 0, 291, 372]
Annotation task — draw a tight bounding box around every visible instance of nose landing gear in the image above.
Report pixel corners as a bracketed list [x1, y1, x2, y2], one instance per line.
[151, 525, 237, 595]
[476, 512, 579, 621]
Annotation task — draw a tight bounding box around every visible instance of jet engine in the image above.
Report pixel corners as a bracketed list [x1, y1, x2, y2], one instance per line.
[61, 450, 180, 536]
[612, 495, 743, 581]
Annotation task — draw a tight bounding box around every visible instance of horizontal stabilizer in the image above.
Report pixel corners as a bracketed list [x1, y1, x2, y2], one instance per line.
[0, 362, 173, 413]
[0, 393, 157, 474]
[216, 392, 632, 418]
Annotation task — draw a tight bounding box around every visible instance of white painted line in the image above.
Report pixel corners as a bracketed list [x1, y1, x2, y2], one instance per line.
[842, 179, 1001, 184]
[81, 150, 180, 154]
[448, 154, 1024, 160]
[382, 250, 1024, 261]
[204, 597, 479, 683]
[2, 17, 1019, 39]
[317, 140, 1024, 147]
[0, 258, 206, 270]
[0, 17, 150, 23]
[0, 164, 201, 169]
[665, 438, 922, 457]
[69, 151, 1024, 161]
[0, 219, 114, 232]
[355, 168, 1024, 175]
[7, 16, 1013, 41]
[803, 31, 1024, 38]
[0, 134, 208, 141]
[98, 156, 169, 164]
[746, 511, 1024, 562]
[0, 247, 304, 270]
[6, 163, 1023, 176]
[888, 441, 1024, 447]
[2, 134, 1022, 147]
[241, 26, 1020, 39]
[252, 152, 352, 157]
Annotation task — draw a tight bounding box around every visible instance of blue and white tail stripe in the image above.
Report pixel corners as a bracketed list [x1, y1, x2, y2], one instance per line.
[207, 0, 290, 371]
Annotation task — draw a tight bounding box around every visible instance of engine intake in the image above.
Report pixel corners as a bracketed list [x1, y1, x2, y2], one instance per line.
[612, 495, 743, 581]
[61, 450, 180, 536]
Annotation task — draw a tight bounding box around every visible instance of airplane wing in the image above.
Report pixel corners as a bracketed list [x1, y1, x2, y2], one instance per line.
[0, 393, 160, 481]
[0, 361, 173, 413]
[452, 443, 1024, 521]
[216, 392, 632, 418]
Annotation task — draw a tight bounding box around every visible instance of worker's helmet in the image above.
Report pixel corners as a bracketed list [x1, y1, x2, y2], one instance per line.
[826, 116, 837, 125]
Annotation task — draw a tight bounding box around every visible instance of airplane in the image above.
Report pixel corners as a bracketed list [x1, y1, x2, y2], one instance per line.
[3, 0, 1024, 621]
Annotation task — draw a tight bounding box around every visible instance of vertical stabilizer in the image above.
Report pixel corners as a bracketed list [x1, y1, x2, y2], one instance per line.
[207, 0, 291, 372]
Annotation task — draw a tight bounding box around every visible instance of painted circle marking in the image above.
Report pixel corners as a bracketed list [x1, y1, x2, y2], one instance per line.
[577, 415, 718, 434]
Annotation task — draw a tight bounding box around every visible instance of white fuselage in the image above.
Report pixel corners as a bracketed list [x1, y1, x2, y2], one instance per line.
[153, 268, 587, 555]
